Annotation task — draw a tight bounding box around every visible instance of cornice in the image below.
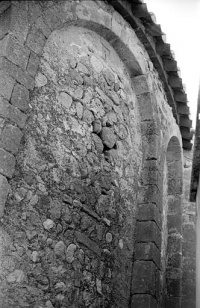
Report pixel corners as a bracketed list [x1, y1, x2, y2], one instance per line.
[108, 0, 193, 150]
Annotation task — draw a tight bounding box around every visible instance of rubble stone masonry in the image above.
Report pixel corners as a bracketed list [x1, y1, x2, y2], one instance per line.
[0, 1, 196, 307]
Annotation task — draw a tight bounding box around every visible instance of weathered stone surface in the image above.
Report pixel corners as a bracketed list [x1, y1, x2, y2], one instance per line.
[58, 92, 72, 109]
[131, 294, 158, 308]
[54, 240, 66, 257]
[27, 51, 40, 77]
[0, 3, 189, 307]
[65, 243, 76, 263]
[0, 124, 22, 154]
[35, 72, 47, 88]
[11, 82, 29, 111]
[0, 57, 34, 89]
[0, 69, 15, 100]
[92, 133, 104, 153]
[131, 261, 156, 295]
[0, 174, 10, 217]
[136, 221, 161, 249]
[7, 269, 25, 283]
[43, 219, 54, 231]
[0, 34, 30, 70]
[75, 231, 101, 257]
[0, 147, 15, 178]
[26, 24, 46, 55]
[100, 127, 116, 149]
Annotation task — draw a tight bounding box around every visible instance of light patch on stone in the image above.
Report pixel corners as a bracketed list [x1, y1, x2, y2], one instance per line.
[106, 232, 113, 243]
[54, 241, 66, 257]
[43, 219, 54, 231]
[71, 117, 86, 136]
[119, 239, 123, 249]
[76, 102, 84, 119]
[59, 92, 73, 109]
[90, 54, 103, 73]
[31, 251, 39, 263]
[7, 269, 25, 283]
[96, 278, 102, 294]
[35, 72, 47, 87]
[66, 243, 77, 263]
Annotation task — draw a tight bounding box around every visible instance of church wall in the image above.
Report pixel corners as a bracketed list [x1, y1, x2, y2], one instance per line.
[0, 1, 193, 307]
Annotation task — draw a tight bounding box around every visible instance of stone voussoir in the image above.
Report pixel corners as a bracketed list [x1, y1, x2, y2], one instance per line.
[0, 124, 22, 154]
[0, 147, 15, 178]
[0, 173, 10, 217]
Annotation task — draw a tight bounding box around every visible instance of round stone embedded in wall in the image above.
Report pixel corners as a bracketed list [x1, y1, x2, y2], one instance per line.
[65, 243, 77, 263]
[106, 232, 113, 243]
[93, 119, 102, 134]
[101, 127, 117, 148]
[59, 92, 73, 109]
[43, 219, 54, 231]
[92, 133, 104, 153]
[35, 72, 47, 87]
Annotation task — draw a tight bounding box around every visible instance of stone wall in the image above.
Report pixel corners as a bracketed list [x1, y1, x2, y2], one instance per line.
[182, 149, 196, 308]
[0, 1, 194, 308]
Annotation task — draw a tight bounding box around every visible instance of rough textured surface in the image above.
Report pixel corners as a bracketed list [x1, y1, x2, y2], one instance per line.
[1, 24, 142, 307]
[0, 1, 196, 307]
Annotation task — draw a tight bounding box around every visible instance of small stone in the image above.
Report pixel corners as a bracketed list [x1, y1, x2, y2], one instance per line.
[56, 294, 65, 301]
[108, 90, 120, 105]
[54, 241, 66, 257]
[106, 111, 117, 126]
[50, 200, 61, 220]
[102, 217, 111, 226]
[26, 230, 37, 240]
[106, 232, 113, 243]
[76, 101, 83, 119]
[62, 194, 73, 205]
[100, 127, 117, 148]
[29, 194, 39, 206]
[7, 269, 25, 283]
[22, 212, 27, 220]
[66, 243, 77, 263]
[63, 206, 72, 223]
[103, 69, 115, 86]
[93, 120, 102, 134]
[43, 219, 54, 231]
[55, 282, 66, 291]
[90, 54, 103, 73]
[77, 62, 88, 74]
[46, 300, 54, 308]
[92, 133, 104, 153]
[59, 92, 72, 109]
[119, 239, 123, 249]
[74, 87, 83, 99]
[31, 251, 40, 263]
[69, 58, 77, 69]
[96, 278, 102, 294]
[47, 238, 53, 246]
[82, 109, 94, 125]
[35, 72, 47, 87]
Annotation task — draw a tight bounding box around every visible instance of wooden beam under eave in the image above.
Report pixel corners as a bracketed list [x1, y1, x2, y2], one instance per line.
[180, 116, 192, 128]
[162, 58, 178, 72]
[176, 103, 190, 115]
[131, 3, 149, 17]
[156, 42, 171, 56]
[174, 91, 187, 103]
[145, 23, 163, 37]
[182, 139, 193, 150]
[168, 75, 182, 89]
[180, 128, 194, 140]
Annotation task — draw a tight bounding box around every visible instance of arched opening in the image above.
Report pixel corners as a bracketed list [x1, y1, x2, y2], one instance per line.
[163, 136, 183, 307]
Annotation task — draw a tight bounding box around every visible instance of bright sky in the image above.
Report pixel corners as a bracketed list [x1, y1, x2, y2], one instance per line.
[145, 0, 200, 128]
